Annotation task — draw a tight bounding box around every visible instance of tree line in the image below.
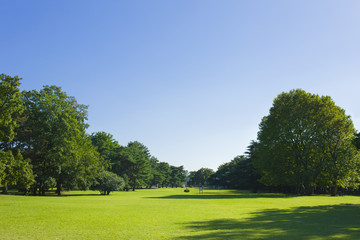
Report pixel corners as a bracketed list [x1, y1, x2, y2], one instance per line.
[0, 74, 186, 195]
[2, 74, 360, 196]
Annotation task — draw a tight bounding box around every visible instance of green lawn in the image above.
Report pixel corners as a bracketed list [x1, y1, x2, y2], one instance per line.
[1, 188, 360, 239]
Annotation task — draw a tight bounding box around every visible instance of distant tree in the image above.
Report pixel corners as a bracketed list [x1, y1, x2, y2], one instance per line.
[90, 131, 120, 171]
[157, 162, 171, 187]
[255, 89, 359, 195]
[210, 152, 261, 191]
[120, 141, 151, 191]
[169, 165, 186, 187]
[147, 156, 162, 188]
[187, 171, 196, 186]
[92, 171, 125, 195]
[190, 168, 214, 187]
[354, 132, 360, 150]
[72, 135, 106, 191]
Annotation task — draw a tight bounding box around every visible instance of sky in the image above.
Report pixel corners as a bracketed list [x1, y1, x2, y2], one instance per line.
[1, 1, 360, 171]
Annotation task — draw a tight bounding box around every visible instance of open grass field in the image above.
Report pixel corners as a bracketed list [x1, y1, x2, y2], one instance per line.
[1, 188, 360, 239]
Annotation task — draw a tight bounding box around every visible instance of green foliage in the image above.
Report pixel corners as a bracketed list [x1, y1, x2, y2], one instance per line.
[73, 135, 106, 190]
[255, 89, 360, 194]
[0, 150, 35, 194]
[0, 74, 23, 143]
[157, 161, 171, 187]
[147, 156, 161, 188]
[210, 152, 261, 191]
[189, 168, 214, 187]
[119, 141, 151, 191]
[20, 86, 100, 195]
[354, 132, 360, 150]
[169, 165, 187, 187]
[90, 131, 120, 171]
[92, 171, 125, 195]
[0, 74, 34, 194]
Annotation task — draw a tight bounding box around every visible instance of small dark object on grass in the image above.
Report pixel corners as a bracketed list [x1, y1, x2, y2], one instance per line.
[184, 188, 190, 192]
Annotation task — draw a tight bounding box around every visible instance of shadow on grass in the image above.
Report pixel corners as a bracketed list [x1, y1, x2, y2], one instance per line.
[177, 204, 360, 239]
[43, 193, 104, 197]
[147, 191, 295, 200]
[1, 191, 103, 197]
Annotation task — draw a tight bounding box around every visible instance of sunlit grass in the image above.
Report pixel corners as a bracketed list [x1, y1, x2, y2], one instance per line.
[0, 188, 359, 239]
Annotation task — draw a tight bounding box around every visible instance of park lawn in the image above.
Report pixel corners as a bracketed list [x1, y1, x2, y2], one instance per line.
[0, 188, 360, 239]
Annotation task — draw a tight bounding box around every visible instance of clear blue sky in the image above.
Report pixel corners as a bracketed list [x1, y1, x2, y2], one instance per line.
[1, 1, 360, 171]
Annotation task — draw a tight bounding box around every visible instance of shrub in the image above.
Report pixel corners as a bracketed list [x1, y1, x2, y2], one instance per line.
[92, 171, 125, 195]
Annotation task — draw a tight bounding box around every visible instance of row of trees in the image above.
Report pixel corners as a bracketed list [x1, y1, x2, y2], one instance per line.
[187, 142, 262, 191]
[0, 74, 186, 195]
[90, 132, 187, 191]
[1, 74, 359, 196]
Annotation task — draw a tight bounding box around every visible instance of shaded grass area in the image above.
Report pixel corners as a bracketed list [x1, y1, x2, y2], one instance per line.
[177, 204, 360, 239]
[1, 188, 360, 239]
[147, 192, 294, 199]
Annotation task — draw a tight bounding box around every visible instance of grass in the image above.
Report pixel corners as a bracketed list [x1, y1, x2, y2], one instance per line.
[1, 188, 360, 239]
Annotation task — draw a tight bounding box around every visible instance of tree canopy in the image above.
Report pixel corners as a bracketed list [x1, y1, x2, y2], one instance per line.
[254, 89, 360, 195]
[20, 86, 103, 195]
[2, 74, 359, 196]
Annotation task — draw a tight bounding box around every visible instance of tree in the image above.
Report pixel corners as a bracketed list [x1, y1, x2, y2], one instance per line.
[354, 132, 360, 150]
[72, 135, 106, 191]
[20, 86, 99, 195]
[255, 89, 359, 194]
[0, 74, 34, 194]
[0, 150, 35, 194]
[119, 141, 151, 191]
[90, 131, 120, 171]
[190, 168, 214, 187]
[147, 156, 162, 188]
[169, 165, 186, 187]
[157, 162, 171, 187]
[92, 171, 125, 195]
[0, 74, 23, 143]
[210, 152, 261, 191]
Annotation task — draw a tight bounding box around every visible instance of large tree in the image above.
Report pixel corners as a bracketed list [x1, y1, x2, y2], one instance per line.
[20, 86, 100, 195]
[0, 74, 34, 193]
[255, 89, 359, 195]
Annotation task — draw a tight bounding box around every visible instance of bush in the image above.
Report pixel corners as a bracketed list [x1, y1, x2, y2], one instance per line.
[92, 171, 125, 195]
[184, 188, 190, 192]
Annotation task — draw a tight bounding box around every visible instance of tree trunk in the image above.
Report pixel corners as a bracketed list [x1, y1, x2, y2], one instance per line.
[32, 183, 37, 196]
[56, 180, 62, 196]
[331, 185, 338, 196]
[2, 183, 8, 194]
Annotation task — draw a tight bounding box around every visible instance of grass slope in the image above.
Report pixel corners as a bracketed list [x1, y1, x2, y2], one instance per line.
[1, 188, 360, 239]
